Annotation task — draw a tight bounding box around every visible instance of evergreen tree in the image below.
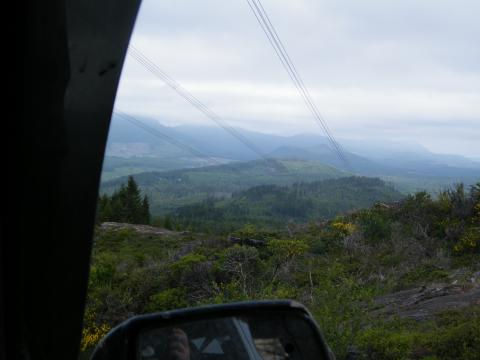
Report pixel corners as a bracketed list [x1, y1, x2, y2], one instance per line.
[141, 195, 151, 225]
[163, 215, 173, 230]
[110, 185, 127, 222]
[97, 194, 113, 223]
[125, 176, 142, 223]
[97, 176, 151, 224]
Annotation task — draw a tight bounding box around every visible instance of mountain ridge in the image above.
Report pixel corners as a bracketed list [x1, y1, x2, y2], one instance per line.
[103, 115, 480, 192]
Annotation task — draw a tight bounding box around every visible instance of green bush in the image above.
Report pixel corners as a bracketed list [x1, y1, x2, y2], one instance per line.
[357, 327, 420, 360]
[170, 253, 207, 275]
[397, 263, 449, 289]
[356, 307, 480, 360]
[430, 321, 480, 360]
[146, 288, 188, 312]
[358, 210, 392, 245]
[430, 307, 480, 360]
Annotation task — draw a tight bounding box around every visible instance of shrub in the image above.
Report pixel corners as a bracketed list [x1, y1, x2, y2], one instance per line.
[358, 210, 392, 245]
[357, 327, 420, 360]
[356, 307, 480, 360]
[427, 306, 480, 360]
[397, 263, 449, 289]
[80, 309, 111, 352]
[146, 288, 188, 312]
[170, 253, 207, 275]
[454, 226, 480, 254]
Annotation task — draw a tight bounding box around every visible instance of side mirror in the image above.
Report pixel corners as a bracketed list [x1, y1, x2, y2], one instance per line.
[91, 300, 335, 360]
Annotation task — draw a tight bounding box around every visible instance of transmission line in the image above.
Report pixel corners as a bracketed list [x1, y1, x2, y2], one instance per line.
[113, 109, 220, 165]
[245, 0, 349, 166]
[127, 45, 267, 161]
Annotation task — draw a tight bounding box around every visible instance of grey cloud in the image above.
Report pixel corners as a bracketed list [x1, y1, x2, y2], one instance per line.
[116, 0, 480, 157]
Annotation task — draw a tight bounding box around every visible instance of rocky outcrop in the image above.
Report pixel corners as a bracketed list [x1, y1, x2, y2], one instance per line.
[371, 282, 480, 321]
[100, 222, 174, 236]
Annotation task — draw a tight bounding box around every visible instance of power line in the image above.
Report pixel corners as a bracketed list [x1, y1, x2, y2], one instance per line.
[113, 109, 220, 165]
[246, 0, 346, 161]
[127, 45, 267, 161]
[251, 0, 345, 158]
[245, 0, 349, 166]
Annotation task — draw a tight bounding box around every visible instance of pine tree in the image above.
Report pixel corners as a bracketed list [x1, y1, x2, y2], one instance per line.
[164, 215, 173, 230]
[125, 176, 142, 223]
[97, 194, 113, 223]
[110, 185, 127, 222]
[141, 194, 151, 225]
[97, 176, 150, 224]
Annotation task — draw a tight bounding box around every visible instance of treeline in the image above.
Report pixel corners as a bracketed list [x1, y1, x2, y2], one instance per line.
[97, 176, 151, 224]
[99, 159, 344, 215]
[169, 176, 404, 232]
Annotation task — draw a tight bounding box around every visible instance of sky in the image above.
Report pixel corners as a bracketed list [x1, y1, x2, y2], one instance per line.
[114, 0, 480, 158]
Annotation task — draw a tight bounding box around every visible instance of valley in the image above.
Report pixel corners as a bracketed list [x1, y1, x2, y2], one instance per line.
[85, 117, 480, 359]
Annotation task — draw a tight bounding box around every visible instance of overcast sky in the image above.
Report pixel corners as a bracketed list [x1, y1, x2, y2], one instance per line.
[114, 0, 480, 158]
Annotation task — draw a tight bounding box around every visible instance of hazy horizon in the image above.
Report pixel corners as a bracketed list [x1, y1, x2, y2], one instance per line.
[114, 0, 480, 158]
[110, 113, 480, 163]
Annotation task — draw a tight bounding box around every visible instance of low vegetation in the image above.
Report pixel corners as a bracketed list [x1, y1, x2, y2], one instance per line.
[82, 180, 480, 359]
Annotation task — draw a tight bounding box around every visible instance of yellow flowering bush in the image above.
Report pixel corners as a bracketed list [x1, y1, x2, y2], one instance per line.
[331, 221, 357, 237]
[454, 227, 480, 254]
[474, 202, 480, 219]
[80, 311, 111, 351]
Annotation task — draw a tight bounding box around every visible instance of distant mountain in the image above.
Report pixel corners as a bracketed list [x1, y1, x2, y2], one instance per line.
[341, 138, 432, 158]
[101, 159, 347, 215]
[171, 125, 288, 160]
[267, 145, 322, 161]
[103, 115, 480, 192]
[171, 176, 404, 231]
[101, 156, 224, 182]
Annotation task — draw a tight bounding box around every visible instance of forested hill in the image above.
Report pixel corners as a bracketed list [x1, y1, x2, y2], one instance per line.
[170, 176, 404, 232]
[101, 159, 348, 214]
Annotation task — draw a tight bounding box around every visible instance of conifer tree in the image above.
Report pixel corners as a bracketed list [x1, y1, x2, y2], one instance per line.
[163, 215, 173, 230]
[141, 194, 151, 225]
[97, 176, 150, 224]
[110, 184, 127, 222]
[125, 176, 142, 223]
[97, 194, 113, 223]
